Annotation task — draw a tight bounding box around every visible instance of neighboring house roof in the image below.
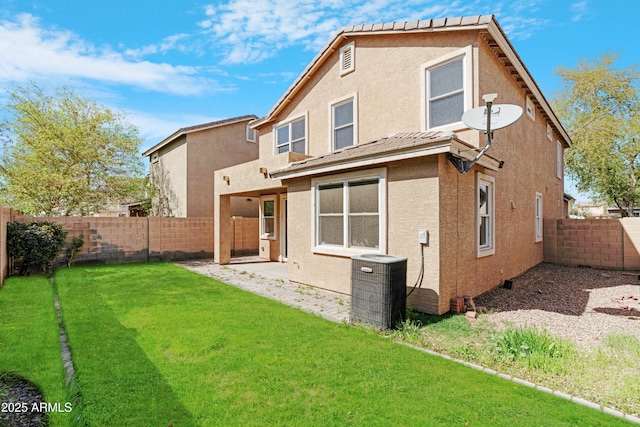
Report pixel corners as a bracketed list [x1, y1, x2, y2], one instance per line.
[142, 114, 258, 157]
[251, 14, 571, 149]
[270, 131, 501, 179]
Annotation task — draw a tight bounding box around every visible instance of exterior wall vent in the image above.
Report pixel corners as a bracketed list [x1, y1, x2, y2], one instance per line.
[340, 42, 355, 76]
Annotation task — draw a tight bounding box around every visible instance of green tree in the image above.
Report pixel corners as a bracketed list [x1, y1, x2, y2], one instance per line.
[553, 53, 640, 216]
[0, 82, 145, 215]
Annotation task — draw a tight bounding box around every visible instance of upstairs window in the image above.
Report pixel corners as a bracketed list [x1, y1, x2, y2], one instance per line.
[557, 141, 563, 179]
[275, 115, 306, 154]
[422, 46, 472, 131]
[331, 96, 357, 150]
[246, 125, 257, 142]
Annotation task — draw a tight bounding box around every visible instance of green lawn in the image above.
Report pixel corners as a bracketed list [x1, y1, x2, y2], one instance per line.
[0, 276, 69, 426]
[51, 263, 630, 426]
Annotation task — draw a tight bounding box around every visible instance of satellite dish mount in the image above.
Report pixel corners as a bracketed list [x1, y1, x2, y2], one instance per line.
[449, 93, 522, 174]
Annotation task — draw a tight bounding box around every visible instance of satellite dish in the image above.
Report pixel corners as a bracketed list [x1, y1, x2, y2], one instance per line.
[462, 104, 523, 131]
[449, 95, 523, 174]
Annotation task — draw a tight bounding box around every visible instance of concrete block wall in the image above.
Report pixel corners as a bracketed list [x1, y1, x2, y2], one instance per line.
[12, 216, 215, 267]
[621, 218, 640, 269]
[149, 217, 214, 261]
[231, 217, 259, 257]
[544, 218, 640, 270]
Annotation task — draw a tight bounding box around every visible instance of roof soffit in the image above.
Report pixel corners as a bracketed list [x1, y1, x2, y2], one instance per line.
[482, 21, 571, 147]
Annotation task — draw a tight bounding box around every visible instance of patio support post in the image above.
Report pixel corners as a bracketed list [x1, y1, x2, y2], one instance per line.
[214, 195, 231, 265]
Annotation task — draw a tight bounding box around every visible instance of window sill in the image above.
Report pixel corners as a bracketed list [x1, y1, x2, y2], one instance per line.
[476, 247, 495, 258]
[313, 245, 382, 258]
[261, 234, 276, 241]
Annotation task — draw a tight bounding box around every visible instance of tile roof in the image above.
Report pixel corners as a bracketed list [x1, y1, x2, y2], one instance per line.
[338, 15, 494, 34]
[270, 131, 500, 179]
[142, 114, 257, 157]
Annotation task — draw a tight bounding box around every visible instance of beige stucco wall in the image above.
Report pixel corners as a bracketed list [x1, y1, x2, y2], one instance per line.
[215, 29, 567, 314]
[186, 120, 259, 217]
[153, 137, 187, 217]
[285, 157, 441, 300]
[150, 118, 259, 218]
[255, 31, 481, 159]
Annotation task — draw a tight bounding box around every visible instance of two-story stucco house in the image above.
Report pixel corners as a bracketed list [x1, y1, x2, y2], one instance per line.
[144, 115, 260, 218]
[213, 15, 571, 315]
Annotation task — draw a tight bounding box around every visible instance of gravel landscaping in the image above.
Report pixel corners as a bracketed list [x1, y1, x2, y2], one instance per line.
[475, 263, 640, 349]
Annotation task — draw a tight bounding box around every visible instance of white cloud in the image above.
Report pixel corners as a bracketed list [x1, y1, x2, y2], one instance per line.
[130, 110, 224, 151]
[200, 0, 551, 64]
[570, 1, 589, 22]
[124, 33, 190, 60]
[0, 14, 226, 96]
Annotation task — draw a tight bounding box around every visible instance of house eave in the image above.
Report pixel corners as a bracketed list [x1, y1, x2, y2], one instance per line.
[484, 21, 571, 148]
[270, 138, 500, 180]
[142, 114, 257, 157]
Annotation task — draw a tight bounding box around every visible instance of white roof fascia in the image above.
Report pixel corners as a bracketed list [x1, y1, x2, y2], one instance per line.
[485, 21, 571, 147]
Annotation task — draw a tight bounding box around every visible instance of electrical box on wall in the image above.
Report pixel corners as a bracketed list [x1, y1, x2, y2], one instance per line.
[418, 230, 428, 245]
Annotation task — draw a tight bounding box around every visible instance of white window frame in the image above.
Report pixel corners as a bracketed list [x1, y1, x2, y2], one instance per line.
[556, 140, 563, 179]
[273, 112, 307, 155]
[246, 125, 257, 143]
[329, 93, 358, 151]
[260, 197, 276, 240]
[421, 45, 473, 132]
[546, 123, 553, 141]
[535, 192, 543, 243]
[272, 111, 309, 155]
[477, 172, 495, 258]
[340, 42, 355, 76]
[311, 168, 387, 257]
[525, 95, 536, 121]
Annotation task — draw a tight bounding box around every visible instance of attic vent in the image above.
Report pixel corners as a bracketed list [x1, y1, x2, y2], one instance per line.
[340, 42, 355, 76]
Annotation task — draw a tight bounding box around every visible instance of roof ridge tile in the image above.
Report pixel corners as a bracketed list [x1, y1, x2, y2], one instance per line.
[446, 17, 463, 26]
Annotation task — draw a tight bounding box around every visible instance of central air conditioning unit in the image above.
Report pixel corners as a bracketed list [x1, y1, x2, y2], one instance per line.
[350, 254, 407, 329]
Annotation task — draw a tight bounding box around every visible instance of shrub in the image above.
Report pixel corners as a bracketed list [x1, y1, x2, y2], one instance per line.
[7, 221, 68, 275]
[492, 325, 575, 372]
[67, 235, 85, 267]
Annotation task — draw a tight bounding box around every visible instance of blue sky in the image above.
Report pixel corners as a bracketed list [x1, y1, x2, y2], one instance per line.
[0, 0, 638, 198]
